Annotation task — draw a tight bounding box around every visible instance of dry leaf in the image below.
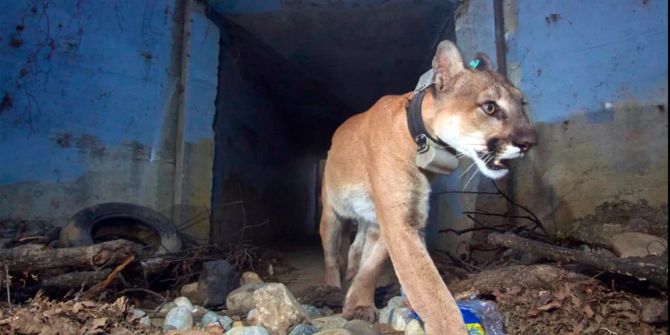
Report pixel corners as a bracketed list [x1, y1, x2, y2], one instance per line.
[614, 311, 640, 322]
[91, 317, 109, 329]
[567, 323, 584, 335]
[81, 301, 97, 308]
[506, 285, 522, 296]
[537, 300, 562, 311]
[204, 324, 225, 335]
[553, 283, 571, 301]
[583, 304, 595, 318]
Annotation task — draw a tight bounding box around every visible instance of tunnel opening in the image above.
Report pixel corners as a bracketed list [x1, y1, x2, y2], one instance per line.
[205, 1, 457, 249]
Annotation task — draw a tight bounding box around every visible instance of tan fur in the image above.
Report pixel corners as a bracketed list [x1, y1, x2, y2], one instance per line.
[320, 41, 535, 334]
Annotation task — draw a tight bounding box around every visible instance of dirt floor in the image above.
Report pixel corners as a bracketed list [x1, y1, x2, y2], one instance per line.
[0, 248, 668, 335]
[275, 245, 669, 335]
[0, 200, 667, 334]
[273, 244, 399, 301]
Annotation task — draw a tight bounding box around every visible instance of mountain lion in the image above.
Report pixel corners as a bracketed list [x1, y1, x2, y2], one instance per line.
[320, 40, 536, 334]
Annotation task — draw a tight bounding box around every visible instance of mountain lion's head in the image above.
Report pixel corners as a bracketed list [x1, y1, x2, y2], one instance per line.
[428, 40, 536, 179]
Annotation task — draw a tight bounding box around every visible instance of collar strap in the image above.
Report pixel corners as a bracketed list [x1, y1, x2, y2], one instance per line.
[406, 87, 457, 154]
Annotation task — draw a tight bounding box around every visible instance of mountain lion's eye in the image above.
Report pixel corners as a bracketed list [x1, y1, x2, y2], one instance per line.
[481, 101, 497, 115]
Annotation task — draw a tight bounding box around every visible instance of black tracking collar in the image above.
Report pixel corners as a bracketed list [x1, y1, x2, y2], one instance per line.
[406, 87, 458, 155]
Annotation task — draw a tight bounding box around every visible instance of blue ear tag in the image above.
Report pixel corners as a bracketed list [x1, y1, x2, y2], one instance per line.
[469, 59, 480, 69]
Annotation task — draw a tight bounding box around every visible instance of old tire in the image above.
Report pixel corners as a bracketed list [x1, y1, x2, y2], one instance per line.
[60, 202, 182, 255]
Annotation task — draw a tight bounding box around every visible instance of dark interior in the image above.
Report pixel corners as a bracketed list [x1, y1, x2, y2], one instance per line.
[206, 2, 457, 246]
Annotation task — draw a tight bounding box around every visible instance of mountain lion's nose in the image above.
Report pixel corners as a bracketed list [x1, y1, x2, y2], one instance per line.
[514, 129, 536, 153]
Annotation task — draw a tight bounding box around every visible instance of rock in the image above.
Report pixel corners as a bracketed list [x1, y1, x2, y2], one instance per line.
[289, 324, 319, 335]
[194, 305, 210, 315]
[182, 282, 205, 304]
[377, 307, 394, 325]
[227, 283, 267, 315]
[151, 316, 164, 328]
[175, 296, 196, 312]
[641, 298, 669, 324]
[403, 319, 425, 335]
[225, 326, 271, 335]
[201, 311, 234, 330]
[138, 315, 152, 327]
[198, 260, 240, 308]
[319, 306, 334, 316]
[390, 307, 411, 331]
[233, 321, 246, 328]
[301, 305, 321, 319]
[241, 272, 264, 285]
[385, 296, 406, 309]
[164, 306, 194, 331]
[247, 308, 260, 325]
[204, 324, 226, 335]
[160, 302, 179, 314]
[343, 319, 379, 335]
[373, 324, 398, 334]
[313, 330, 351, 335]
[132, 308, 147, 319]
[311, 316, 347, 331]
[246, 283, 309, 335]
[131, 308, 151, 327]
[608, 232, 667, 258]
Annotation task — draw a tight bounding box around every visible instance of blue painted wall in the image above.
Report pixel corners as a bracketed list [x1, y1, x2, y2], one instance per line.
[0, 0, 218, 229]
[508, 0, 668, 123]
[429, 0, 668, 251]
[0, 0, 178, 183]
[503, 0, 668, 234]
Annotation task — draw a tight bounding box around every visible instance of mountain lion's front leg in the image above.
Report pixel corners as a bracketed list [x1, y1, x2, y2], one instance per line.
[370, 172, 468, 335]
[342, 225, 387, 322]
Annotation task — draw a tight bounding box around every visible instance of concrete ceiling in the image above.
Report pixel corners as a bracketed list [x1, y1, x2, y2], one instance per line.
[207, 0, 456, 152]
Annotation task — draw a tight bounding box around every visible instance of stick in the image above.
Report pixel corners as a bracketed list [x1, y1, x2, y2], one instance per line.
[4, 265, 10, 305]
[41, 269, 112, 289]
[81, 255, 136, 299]
[0, 239, 141, 272]
[118, 288, 167, 303]
[491, 181, 548, 235]
[488, 233, 668, 288]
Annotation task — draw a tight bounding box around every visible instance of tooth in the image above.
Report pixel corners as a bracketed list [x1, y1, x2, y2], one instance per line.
[494, 159, 501, 165]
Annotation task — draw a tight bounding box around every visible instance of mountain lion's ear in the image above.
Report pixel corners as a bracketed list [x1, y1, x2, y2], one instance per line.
[471, 52, 495, 71]
[432, 40, 465, 90]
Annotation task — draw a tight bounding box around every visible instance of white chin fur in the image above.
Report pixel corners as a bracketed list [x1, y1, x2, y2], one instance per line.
[436, 122, 510, 179]
[442, 140, 509, 179]
[472, 155, 508, 179]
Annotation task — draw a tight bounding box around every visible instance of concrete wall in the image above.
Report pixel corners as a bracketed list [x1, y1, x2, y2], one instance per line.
[503, 0, 668, 236]
[210, 18, 317, 246]
[0, 0, 218, 240]
[425, 0, 498, 253]
[430, 0, 668, 252]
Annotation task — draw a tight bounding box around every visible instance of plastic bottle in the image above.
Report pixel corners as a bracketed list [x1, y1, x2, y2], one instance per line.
[401, 289, 506, 335]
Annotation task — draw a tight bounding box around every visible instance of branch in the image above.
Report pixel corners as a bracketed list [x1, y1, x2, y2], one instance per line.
[0, 240, 142, 272]
[488, 233, 668, 289]
[81, 255, 136, 299]
[440, 214, 510, 235]
[41, 270, 111, 289]
[491, 180, 548, 235]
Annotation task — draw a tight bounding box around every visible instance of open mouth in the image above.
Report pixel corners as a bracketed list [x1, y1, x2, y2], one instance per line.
[477, 152, 510, 170]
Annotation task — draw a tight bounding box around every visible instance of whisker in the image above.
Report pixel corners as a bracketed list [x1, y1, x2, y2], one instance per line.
[459, 161, 477, 179]
[463, 169, 479, 191]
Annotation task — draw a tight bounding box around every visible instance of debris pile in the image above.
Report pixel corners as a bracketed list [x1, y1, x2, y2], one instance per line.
[0, 199, 666, 334]
[0, 294, 153, 334]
